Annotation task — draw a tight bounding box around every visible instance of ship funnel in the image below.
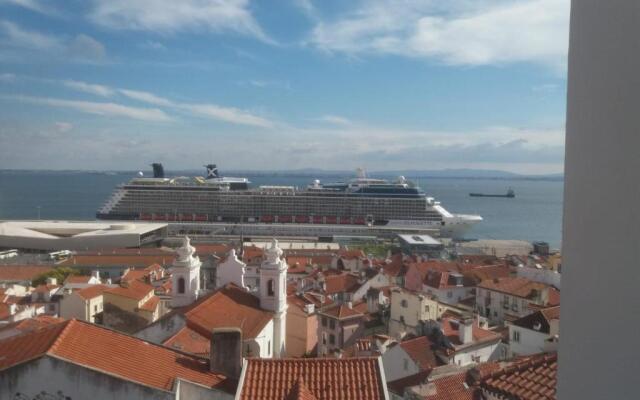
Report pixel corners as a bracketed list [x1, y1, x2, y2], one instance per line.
[151, 163, 165, 178]
[205, 164, 219, 179]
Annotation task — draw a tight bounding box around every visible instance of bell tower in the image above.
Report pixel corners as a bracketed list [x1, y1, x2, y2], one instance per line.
[171, 236, 201, 308]
[259, 239, 287, 357]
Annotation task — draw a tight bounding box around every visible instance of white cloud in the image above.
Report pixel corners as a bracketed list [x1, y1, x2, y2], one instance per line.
[58, 79, 274, 128]
[7, 95, 173, 122]
[0, 72, 15, 82]
[67, 34, 106, 60]
[0, 21, 107, 62]
[0, 20, 62, 50]
[118, 89, 174, 107]
[319, 115, 352, 126]
[54, 121, 74, 133]
[89, 0, 274, 43]
[183, 103, 273, 128]
[309, 0, 569, 69]
[63, 80, 115, 97]
[0, 0, 57, 16]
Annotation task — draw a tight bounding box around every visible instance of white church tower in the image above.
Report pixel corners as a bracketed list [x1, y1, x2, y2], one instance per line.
[259, 239, 287, 357]
[171, 236, 201, 308]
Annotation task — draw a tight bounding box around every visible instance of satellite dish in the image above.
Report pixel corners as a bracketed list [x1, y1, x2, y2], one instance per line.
[138, 171, 144, 177]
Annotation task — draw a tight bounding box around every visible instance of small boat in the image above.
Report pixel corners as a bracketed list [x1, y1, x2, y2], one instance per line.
[469, 188, 515, 198]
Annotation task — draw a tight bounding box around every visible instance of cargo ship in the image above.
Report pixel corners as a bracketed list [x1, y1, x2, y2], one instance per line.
[469, 188, 515, 198]
[97, 164, 482, 239]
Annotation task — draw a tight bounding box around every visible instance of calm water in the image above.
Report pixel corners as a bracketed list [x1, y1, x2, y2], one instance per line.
[0, 171, 564, 248]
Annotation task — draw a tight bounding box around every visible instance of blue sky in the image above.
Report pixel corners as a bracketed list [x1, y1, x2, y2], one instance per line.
[0, 0, 569, 173]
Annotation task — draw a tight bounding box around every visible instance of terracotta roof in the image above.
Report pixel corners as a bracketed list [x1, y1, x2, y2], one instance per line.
[440, 318, 502, 347]
[338, 249, 366, 260]
[482, 353, 557, 400]
[387, 369, 432, 396]
[184, 284, 273, 340]
[105, 280, 154, 301]
[323, 273, 362, 295]
[75, 284, 109, 300]
[288, 292, 333, 311]
[286, 377, 319, 400]
[0, 303, 11, 320]
[139, 295, 160, 312]
[398, 336, 439, 371]
[121, 268, 150, 283]
[164, 326, 210, 356]
[0, 320, 233, 392]
[479, 277, 559, 305]
[0, 315, 64, 335]
[238, 357, 386, 400]
[194, 243, 231, 255]
[511, 306, 560, 334]
[64, 275, 94, 284]
[0, 265, 52, 282]
[319, 303, 364, 320]
[61, 254, 174, 268]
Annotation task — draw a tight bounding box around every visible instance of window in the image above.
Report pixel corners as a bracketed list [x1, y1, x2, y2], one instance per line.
[329, 319, 335, 329]
[401, 299, 408, 308]
[267, 279, 275, 296]
[48, 304, 55, 312]
[424, 305, 429, 313]
[400, 315, 405, 324]
[177, 277, 185, 294]
[268, 340, 271, 355]
[322, 317, 327, 327]
[94, 305, 98, 313]
[403, 359, 409, 370]
[329, 334, 335, 345]
[447, 291, 453, 298]
[512, 330, 521, 343]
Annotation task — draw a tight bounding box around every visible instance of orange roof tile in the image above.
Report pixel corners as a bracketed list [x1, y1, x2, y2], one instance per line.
[75, 284, 110, 300]
[319, 303, 365, 320]
[238, 357, 386, 400]
[479, 277, 559, 305]
[324, 273, 362, 294]
[440, 318, 501, 346]
[164, 326, 210, 356]
[0, 265, 52, 282]
[482, 353, 557, 400]
[105, 280, 154, 301]
[64, 275, 94, 284]
[387, 370, 432, 396]
[398, 336, 438, 371]
[0, 320, 233, 392]
[185, 284, 273, 340]
[0, 315, 64, 335]
[139, 295, 160, 312]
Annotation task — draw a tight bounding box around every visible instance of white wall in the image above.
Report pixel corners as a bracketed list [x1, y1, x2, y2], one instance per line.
[0, 356, 231, 400]
[381, 346, 422, 382]
[508, 325, 551, 356]
[451, 341, 500, 366]
[559, 2, 640, 398]
[516, 266, 561, 289]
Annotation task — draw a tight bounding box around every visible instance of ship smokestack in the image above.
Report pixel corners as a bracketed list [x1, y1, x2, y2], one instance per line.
[151, 163, 165, 178]
[205, 164, 219, 179]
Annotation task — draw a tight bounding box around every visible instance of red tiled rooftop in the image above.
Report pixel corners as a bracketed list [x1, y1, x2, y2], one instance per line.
[0, 320, 233, 392]
[185, 284, 273, 340]
[164, 325, 210, 356]
[105, 280, 154, 301]
[319, 303, 364, 320]
[64, 275, 94, 284]
[139, 295, 160, 312]
[482, 353, 557, 400]
[440, 318, 502, 346]
[61, 254, 174, 268]
[479, 277, 559, 305]
[0, 315, 64, 335]
[398, 336, 438, 371]
[323, 273, 362, 295]
[387, 370, 432, 396]
[0, 265, 52, 282]
[238, 357, 386, 400]
[75, 284, 109, 300]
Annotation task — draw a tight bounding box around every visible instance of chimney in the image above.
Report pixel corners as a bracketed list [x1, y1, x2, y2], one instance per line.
[459, 319, 473, 344]
[304, 303, 315, 314]
[46, 277, 57, 286]
[210, 328, 243, 378]
[9, 303, 17, 315]
[347, 301, 353, 309]
[92, 270, 100, 281]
